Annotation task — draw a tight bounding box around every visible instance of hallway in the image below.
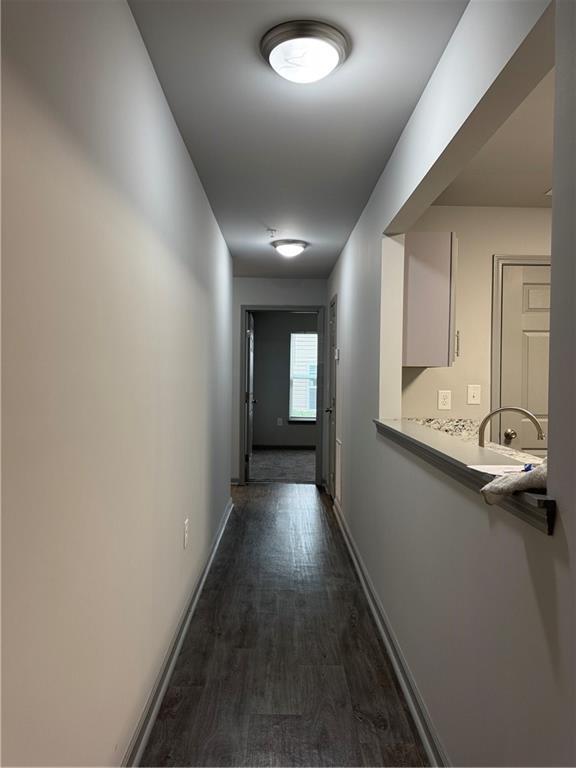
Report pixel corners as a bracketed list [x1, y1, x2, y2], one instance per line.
[5, 2, 574, 764]
[142, 484, 428, 767]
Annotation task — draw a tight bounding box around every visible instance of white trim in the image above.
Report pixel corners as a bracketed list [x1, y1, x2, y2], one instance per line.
[333, 494, 344, 520]
[331, 501, 449, 767]
[123, 497, 235, 766]
[335, 437, 342, 505]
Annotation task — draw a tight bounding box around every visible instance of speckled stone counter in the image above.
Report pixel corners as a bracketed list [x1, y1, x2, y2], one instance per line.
[406, 417, 544, 464]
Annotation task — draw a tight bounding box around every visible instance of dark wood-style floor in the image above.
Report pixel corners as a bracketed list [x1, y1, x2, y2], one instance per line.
[141, 484, 428, 767]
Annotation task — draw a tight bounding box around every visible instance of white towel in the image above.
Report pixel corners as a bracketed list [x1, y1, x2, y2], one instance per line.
[480, 459, 547, 505]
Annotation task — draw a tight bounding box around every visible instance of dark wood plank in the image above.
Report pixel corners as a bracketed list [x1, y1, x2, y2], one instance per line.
[141, 483, 429, 767]
[140, 686, 204, 767]
[245, 714, 307, 767]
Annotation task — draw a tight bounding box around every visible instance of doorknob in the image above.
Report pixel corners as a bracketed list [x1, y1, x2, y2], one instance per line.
[325, 407, 333, 414]
[252, 399, 258, 405]
[504, 428, 517, 444]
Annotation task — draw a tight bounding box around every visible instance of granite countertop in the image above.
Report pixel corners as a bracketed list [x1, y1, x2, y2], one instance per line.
[406, 417, 544, 464]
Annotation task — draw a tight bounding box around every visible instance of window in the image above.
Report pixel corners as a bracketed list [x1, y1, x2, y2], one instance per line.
[289, 333, 318, 421]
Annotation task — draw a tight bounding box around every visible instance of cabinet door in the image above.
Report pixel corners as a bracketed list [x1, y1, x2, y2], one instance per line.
[403, 231, 456, 367]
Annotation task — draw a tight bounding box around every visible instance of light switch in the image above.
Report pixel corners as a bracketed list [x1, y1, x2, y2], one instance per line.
[438, 390, 452, 410]
[183, 518, 189, 550]
[467, 384, 481, 405]
[277, 417, 283, 426]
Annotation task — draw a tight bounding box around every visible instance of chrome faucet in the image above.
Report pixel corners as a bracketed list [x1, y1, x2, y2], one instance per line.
[478, 407, 545, 447]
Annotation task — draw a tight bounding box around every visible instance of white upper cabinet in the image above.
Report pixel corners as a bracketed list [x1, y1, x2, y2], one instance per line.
[402, 231, 457, 368]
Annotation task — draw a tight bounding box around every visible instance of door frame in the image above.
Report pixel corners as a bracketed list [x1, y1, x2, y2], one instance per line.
[244, 311, 256, 482]
[327, 295, 338, 499]
[239, 305, 325, 486]
[491, 254, 551, 441]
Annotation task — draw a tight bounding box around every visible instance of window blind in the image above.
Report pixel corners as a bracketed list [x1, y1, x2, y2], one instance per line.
[289, 333, 318, 420]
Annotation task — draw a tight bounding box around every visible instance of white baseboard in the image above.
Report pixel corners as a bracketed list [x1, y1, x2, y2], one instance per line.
[123, 497, 234, 766]
[332, 500, 449, 767]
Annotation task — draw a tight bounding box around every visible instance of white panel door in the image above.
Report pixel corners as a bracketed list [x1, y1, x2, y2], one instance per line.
[500, 265, 550, 455]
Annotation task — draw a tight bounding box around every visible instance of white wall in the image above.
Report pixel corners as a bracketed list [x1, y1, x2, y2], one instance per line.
[2, 2, 232, 765]
[385, 1, 554, 234]
[402, 206, 552, 418]
[379, 236, 405, 420]
[231, 278, 327, 480]
[329, 0, 574, 764]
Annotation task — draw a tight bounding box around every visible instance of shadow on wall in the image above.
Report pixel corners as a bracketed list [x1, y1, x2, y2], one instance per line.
[3, 1, 233, 765]
[402, 366, 427, 391]
[522, 515, 571, 684]
[481, 482, 570, 683]
[5, 0, 223, 288]
[4, 0, 236, 528]
[4, 0, 233, 541]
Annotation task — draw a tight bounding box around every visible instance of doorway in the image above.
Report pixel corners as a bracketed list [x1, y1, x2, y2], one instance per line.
[492, 254, 550, 455]
[240, 306, 325, 485]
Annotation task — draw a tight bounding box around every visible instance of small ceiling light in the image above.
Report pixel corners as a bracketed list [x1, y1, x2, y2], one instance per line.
[260, 21, 349, 84]
[271, 239, 308, 258]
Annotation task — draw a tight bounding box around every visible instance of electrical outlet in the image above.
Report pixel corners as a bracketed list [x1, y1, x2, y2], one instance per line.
[438, 390, 452, 410]
[277, 417, 283, 426]
[467, 384, 481, 405]
[183, 518, 189, 550]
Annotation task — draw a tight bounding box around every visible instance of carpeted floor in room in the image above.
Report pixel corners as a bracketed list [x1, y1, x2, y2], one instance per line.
[249, 448, 316, 483]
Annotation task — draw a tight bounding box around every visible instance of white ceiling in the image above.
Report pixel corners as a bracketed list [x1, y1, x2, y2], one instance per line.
[129, 0, 468, 278]
[436, 69, 554, 208]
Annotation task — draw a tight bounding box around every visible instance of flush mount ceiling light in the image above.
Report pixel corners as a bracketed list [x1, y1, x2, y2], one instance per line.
[260, 21, 349, 84]
[271, 239, 309, 258]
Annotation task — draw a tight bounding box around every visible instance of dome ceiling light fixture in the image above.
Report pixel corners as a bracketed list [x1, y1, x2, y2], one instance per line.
[260, 20, 350, 84]
[271, 239, 309, 258]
